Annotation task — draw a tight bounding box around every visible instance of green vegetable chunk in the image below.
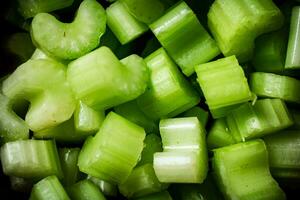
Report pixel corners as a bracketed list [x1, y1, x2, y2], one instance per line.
[67, 180, 106, 200]
[87, 176, 118, 197]
[181, 106, 209, 127]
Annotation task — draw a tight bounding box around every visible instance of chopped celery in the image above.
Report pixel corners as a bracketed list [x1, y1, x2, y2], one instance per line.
[67, 180, 106, 200]
[181, 107, 209, 127]
[150, 1, 220, 76]
[31, 0, 106, 60]
[67, 47, 149, 110]
[195, 56, 253, 118]
[87, 176, 118, 197]
[213, 140, 285, 200]
[250, 72, 300, 104]
[137, 48, 200, 120]
[135, 191, 173, 200]
[78, 112, 146, 184]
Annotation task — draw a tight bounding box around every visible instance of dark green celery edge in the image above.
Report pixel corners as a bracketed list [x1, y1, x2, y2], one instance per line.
[67, 180, 106, 200]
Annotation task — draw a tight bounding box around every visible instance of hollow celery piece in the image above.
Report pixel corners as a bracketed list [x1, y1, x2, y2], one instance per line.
[17, 0, 74, 18]
[154, 117, 208, 183]
[137, 48, 200, 120]
[31, 0, 106, 60]
[67, 180, 106, 200]
[30, 176, 70, 200]
[2, 59, 76, 132]
[137, 134, 163, 167]
[107, 1, 148, 45]
[88, 176, 118, 197]
[195, 56, 253, 118]
[207, 118, 235, 150]
[264, 130, 300, 179]
[78, 112, 146, 184]
[213, 140, 285, 200]
[250, 72, 300, 104]
[1, 140, 63, 180]
[226, 99, 293, 142]
[208, 0, 284, 62]
[150, 1, 220, 76]
[68, 47, 149, 111]
[252, 30, 287, 73]
[181, 107, 209, 127]
[285, 7, 300, 69]
[135, 191, 173, 200]
[119, 164, 168, 198]
[114, 100, 158, 134]
[59, 148, 80, 186]
[0, 94, 29, 143]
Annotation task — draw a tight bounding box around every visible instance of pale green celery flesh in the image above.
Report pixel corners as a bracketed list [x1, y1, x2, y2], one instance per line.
[87, 176, 118, 197]
[137, 48, 200, 120]
[59, 148, 80, 186]
[107, 1, 148, 44]
[150, 1, 219, 76]
[181, 106, 209, 127]
[67, 180, 106, 200]
[31, 0, 106, 60]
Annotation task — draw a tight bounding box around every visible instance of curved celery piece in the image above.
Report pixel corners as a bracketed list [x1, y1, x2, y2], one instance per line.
[67, 47, 149, 111]
[250, 72, 300, 104]
[154, 117, 208, 183]
[67, 180, 106, 200]
[137, 48, 200, 120]
[226, 99, 293, 142]
[30, 176, 70, 200]
[31, 0, 106, 60]
[119, 164, 168, 198]
[195, 56, 253, 118]
[0, 140, 63, 180]
[0, 94, 29, 143]
[137, 134, 162, 167]
[135, 191, 173, 200]
[17, 0, 74, 19]
[150, 1, 220, 76]
[181, 106, 209, 127]
[87, 176, 118, 197]
[264, 130, 300, 179]
[114, 100, 158, 134]
[78, 112, 146, 184]
[208, 0, 284, 62]
[107, 1, 148, 45]
[2, 59, 76, 132]
[213, 140, 286, 200]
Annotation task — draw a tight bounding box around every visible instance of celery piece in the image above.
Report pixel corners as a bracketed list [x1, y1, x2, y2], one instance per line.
[226, 99, 293, 142]
[135, 191, 173, 200]
[137, 48, 200, 120]
[252, 30, 287, 73]
[107, 1, 148, 45]
[67, 180, 106, 200]
[114, 100, 158, 134]
[0, 94, 29, 143]
[10, 176, 33, 193]
[2, 59, 76, 132]
[119, 164, 168, 198]
[207, 118, 235, 150]
[264, 130, 300, 179]
[150, 1, 220, 76]
[59, 148, 81, 186]
[195, 56, 253, 118]
[87, 176, 118, 197]
[31, 0, 106, 60]
[1, 140, 63, 180]
[78, 112, 146, 184]
[213, 140, 285, 200]
[208, 0, 284, 62]
[181, 107, 209, 127]
[67, 47, 149, 111]
[30, 176, 70, 200]
[5, 2, 31, 31]
[17, 0, 74, 18]
[137, 134, 163, 167]
[285, 7, 300, 69]
[250, 72, 300, 104]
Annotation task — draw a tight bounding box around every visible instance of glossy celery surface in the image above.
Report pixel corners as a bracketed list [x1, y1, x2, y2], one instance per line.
[30, 176, 70, 200]
[78, 112, 146, 184]
[67, 180, 106, 200]
[1, 140, 63, 180]
[2, 59, 76, 132]
[250, 72, 300, 104]
[150, 1, 219, 76]
[195, 56, 253, 118]
[208, 0, 283, 62]
[213, 140, 285, 200]
[107, 1, 148, 44]
[226, 99, 293, 142]
[88, 176, 118, 197]
[68, 47, 149, 111]
[137, 48, 200, 120]
[31, 0, 106, 60]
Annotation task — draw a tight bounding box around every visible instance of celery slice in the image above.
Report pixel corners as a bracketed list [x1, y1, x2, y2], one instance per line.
[67, 180, 106, 200]
[181, 107, 209, 127]
[150, 1, 220, 76]
[87, 176, 118, 197]
[31, 0, 106, 60]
